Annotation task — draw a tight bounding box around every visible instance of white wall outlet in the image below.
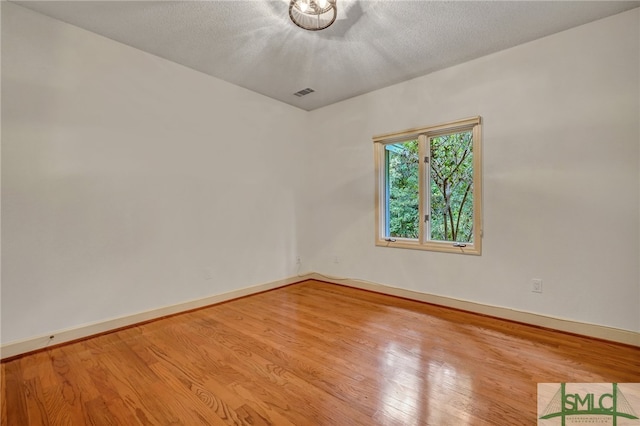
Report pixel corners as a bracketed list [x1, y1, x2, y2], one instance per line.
[203, 268, 214, 280]
[333, 255, 340, 264]
[296, 255, 301, 265]
[532, 278, 543, 293]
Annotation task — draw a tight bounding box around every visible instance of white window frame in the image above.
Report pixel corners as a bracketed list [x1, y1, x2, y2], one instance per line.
[373, 116, 483, 255]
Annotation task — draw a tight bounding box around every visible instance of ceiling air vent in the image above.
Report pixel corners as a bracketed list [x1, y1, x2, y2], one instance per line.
[293, 88, 315, 97]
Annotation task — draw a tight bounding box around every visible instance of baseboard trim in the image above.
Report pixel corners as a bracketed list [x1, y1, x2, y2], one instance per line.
[3, 272, 638, 360]
[0, 275, 304, 360]
[306, 273, 640, 347]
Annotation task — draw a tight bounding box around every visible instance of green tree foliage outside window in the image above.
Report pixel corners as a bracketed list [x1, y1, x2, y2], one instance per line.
[386, 132, 474, 243]
[430, 131, 473, 243]
[387, 141, 419, 238]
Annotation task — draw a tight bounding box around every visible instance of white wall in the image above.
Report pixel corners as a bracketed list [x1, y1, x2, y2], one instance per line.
[1, 3, 307, 344]
[302, 9, 640, 332]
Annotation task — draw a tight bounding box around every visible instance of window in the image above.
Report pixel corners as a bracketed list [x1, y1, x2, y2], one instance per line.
[374, 116, 482, 254]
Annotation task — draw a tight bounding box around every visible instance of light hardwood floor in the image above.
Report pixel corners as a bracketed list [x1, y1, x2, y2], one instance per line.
[2, 280, 639, 425]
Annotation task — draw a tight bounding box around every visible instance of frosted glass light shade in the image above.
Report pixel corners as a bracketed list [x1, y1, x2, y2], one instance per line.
[289, 0, 337, 31]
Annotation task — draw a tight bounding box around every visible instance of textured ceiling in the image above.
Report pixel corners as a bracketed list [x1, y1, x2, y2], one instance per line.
[12, 1, 640, 111]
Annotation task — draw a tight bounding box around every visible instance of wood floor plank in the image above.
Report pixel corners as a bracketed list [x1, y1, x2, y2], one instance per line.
[2, 280, 639, 425]
[2, 362, 29, 425]
[191, 309, 379, 420]
[0, 364, 6, 426]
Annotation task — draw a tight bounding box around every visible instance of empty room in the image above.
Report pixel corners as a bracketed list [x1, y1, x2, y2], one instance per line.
[2, 1, 640, 424]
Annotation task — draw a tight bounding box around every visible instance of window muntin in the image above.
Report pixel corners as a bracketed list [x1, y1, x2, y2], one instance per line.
[374, 117, 482, 254]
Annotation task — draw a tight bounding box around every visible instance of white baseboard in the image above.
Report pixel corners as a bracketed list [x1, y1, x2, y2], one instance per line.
[3, 272, 638, 360]
[306, 273, 640, 347]
[0, 275, 302, 360]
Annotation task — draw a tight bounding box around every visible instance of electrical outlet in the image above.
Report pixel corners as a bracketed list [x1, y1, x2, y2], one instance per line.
[333, 255, 340, 264]
[531, 278, 543, 293]
[203, 268, 214, 280]
[296, 255, 301, 265]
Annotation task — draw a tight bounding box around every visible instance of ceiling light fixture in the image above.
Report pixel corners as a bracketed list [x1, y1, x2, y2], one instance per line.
[289, 0, 337, 31]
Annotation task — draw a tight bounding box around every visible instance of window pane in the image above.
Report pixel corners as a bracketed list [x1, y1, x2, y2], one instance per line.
[430, 131, 474, 243]
[386, 140, 419, 239]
